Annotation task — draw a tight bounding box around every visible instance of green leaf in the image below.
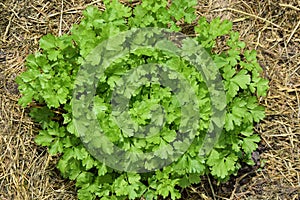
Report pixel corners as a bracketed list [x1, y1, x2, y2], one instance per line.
[82, 155, 96, 170]
[40, 34, 56, 50]
[74, 146, 89, 160]
[241, 126, 254, 137]
[206, 149, 220, 166]
[49, 139, 64, 155]
[207, 150, 238, 179]
[231, 70, 251, 89]
[225, 153, 238, 172]
[188, 173, 201, 184]
[162, 130, 177, 143]
[76, 172, 94, 186]
[47, 49, 60, 61]
[178, 176, 189, 188]
[43, 90, 60, 108]
[244, 50, 257, 62]
[226, 81, 239, 101]
[250, 105, 265, 122]
[57, 87, 69, 104]
[256, 78, 269, 97]
[242, 134, 260, 154]
[127, 173, 141, 184]
[78, 189, 94, 200]
[35, 130, 54, 146]
[188, 156, 205, 174]
[30, 107, 54, 123]
[18, 88, 35, 107]
[19, 69, 40, 82]
[24, 54, 39, 68]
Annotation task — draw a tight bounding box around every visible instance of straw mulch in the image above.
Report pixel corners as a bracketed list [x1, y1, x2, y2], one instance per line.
[0, 0, 299, 199]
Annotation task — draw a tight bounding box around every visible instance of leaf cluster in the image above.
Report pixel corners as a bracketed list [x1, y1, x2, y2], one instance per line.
[16, 0, 268, 199]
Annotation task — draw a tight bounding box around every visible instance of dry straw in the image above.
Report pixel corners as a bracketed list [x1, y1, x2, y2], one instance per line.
[1, 0, 299, 199]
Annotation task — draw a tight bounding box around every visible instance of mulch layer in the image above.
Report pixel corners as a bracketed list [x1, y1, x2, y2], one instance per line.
[1, 0, 299, 199]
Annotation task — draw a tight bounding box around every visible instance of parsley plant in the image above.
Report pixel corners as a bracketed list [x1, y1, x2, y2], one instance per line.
[16, 0, 268, 199]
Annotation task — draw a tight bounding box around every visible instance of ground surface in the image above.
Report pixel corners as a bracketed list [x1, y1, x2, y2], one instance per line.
[0, 0, 299, 199]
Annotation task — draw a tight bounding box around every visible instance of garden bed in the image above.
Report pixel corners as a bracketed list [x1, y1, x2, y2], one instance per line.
[0, 0, 299, 199]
